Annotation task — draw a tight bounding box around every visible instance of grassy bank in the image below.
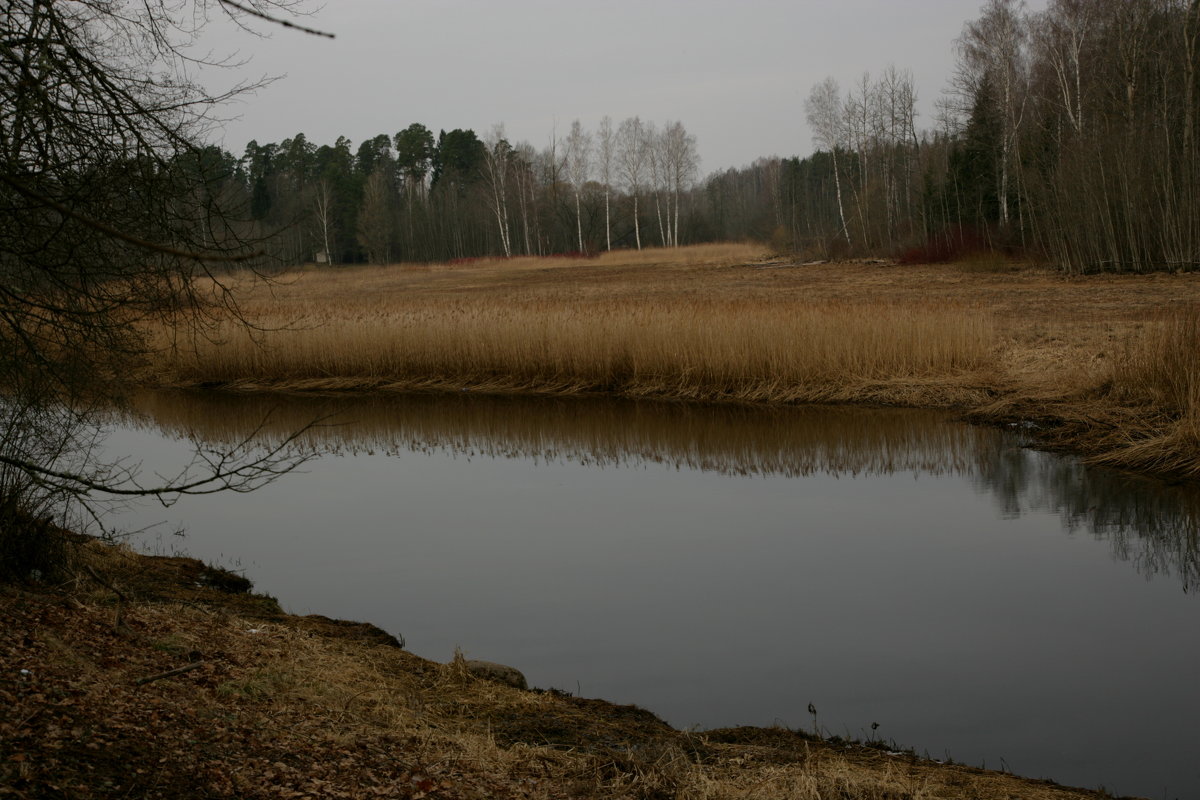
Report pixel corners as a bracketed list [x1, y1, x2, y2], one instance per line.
[1, 536, 1123, 800]
[148, 244, 1200, 479]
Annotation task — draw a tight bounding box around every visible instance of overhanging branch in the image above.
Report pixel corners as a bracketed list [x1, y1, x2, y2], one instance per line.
[0, 173, 264, 264]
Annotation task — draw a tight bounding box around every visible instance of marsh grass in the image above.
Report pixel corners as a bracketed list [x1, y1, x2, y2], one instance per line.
[157, 295, 997, 406]
[1101, 305, 1200, 474]
[1114, 305, 1200, 416]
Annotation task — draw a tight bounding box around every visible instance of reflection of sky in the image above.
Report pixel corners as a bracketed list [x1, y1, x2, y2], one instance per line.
[103, 398, 1200, 799]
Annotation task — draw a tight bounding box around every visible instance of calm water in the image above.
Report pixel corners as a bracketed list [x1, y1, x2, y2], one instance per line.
[103, 391, 1200, 799]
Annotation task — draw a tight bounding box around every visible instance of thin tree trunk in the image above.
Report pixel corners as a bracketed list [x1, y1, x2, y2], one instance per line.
[604, 189, 611, 250]
[832, 150, 851, 246]
[654, 192, 667, 246]
[574, 190, 584, 252]
[673, 188, 680, 247]
[633, 194, 642, 250]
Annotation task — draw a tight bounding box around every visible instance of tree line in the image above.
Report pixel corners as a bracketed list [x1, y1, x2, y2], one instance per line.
[783, 0, 1200, 271]
[700, 0, 1200, 273]
[226, 118, 700, 266]
[196, 0, 1200, 274]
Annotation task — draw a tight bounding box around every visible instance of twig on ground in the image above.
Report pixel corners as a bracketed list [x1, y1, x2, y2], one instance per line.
[135, 662, 205, 686]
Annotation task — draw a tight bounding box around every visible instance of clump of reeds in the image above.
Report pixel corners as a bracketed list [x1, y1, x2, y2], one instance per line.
[1102, 304, 1200, 474]
[1114, 305, 1200, 416]
[154, 297, 996, 406]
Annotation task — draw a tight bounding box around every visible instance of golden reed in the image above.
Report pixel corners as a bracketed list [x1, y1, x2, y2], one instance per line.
[154, 296, 996, 406]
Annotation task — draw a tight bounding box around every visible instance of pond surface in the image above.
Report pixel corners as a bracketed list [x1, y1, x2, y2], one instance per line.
[104, 391, 1200, 799]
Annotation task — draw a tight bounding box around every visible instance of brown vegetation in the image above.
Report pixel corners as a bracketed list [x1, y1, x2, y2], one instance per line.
[147, 244, 1200, 479]
[1086, 305, 1200, 475]
[0, 537, 1124, 800]
[154, 244, 995, 407]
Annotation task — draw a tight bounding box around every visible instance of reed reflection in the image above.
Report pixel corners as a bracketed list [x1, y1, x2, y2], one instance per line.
[129, 390, 1200, 591]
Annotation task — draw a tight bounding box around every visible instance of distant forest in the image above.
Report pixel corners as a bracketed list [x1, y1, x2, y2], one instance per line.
[197, 0, 1199, 273]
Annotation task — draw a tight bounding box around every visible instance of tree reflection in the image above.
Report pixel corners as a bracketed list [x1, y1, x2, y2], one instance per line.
[129, 390, 1200, 592]
[972, 441, 1200, 591]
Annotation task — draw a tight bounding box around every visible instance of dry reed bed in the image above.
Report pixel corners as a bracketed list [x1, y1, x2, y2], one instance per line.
[1088, 305, 1200, 475]
[1114, 306, 1200, 414]
[158, 298, 997, 406]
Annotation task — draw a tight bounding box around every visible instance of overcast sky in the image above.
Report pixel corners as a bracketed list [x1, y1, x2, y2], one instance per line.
[199, 0, 1045, 174]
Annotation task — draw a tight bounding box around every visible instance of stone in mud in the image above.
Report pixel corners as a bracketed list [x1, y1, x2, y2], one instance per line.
[465, 659, 528, 690]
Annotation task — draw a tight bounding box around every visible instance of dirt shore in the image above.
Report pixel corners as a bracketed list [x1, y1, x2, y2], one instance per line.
[1, 537, 1137, 799]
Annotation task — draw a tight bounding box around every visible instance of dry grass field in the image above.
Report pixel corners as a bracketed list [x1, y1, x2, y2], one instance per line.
[149, 243, 1200, 478]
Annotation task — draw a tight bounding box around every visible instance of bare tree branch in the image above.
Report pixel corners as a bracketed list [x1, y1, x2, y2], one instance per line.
[217, 0, 335, 38]
[0, 173, 263, 263]
[0, 0, 330, 576]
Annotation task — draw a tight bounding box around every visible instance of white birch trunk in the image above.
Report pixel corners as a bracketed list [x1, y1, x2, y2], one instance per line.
[604, 189, 611, 251]
[633, 195, 641, 250]
[832, 150, 851, 247]
[575, 190, 583, 253]
[673, 189, 680, 247]
[654, 191, 666, 247]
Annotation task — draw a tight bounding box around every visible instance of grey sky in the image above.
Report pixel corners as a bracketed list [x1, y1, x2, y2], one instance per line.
[201, 0, 1044, 174]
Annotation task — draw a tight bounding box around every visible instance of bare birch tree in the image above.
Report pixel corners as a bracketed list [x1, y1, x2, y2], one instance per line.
[957, 0, 1029, 228]
[565, 120, 592, 253]
[805, 78, 852, 247]
[511, 142, 539, 256]
[876, 66, 919, 240]
[482, 124, 514, 257]
[1031, 0, 1092, 136]
[645, 121, 672, 247]
[597, 116, 616, 251]
[662, 121, 699, 247]
[312, 177, 337, 264]
[618, 117, 649, 250]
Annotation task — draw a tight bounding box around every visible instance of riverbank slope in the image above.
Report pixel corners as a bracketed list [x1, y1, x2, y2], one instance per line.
[1, 537, 1132, 799]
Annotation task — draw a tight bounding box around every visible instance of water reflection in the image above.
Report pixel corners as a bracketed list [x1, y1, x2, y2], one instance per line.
[129, 390, 1200, 593]
[975, 445, 1200, 592]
